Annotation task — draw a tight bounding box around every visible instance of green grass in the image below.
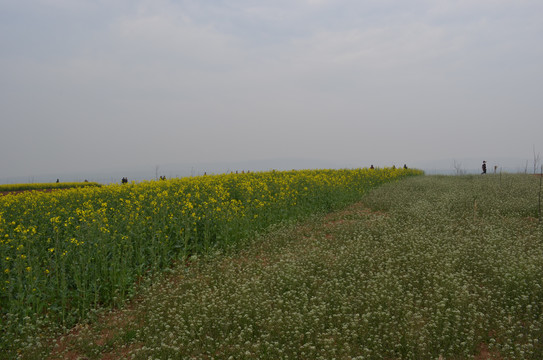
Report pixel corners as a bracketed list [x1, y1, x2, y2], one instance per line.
[16, 174, 543, 359]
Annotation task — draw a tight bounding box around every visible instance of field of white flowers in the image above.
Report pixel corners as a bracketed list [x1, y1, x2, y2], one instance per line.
[29, 174, 543, 359]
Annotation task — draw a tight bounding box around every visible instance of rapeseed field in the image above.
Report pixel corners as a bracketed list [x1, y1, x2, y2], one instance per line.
[0, 168, 419, 356]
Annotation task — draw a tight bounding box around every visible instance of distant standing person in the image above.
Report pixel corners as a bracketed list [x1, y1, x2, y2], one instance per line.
[481, 161, 487, 175]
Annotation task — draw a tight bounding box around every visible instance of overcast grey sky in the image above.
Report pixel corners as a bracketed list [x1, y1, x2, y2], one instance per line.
[1, 0, 542, 180]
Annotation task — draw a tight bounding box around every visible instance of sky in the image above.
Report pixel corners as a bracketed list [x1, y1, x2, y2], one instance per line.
[1, 0, 542, 181]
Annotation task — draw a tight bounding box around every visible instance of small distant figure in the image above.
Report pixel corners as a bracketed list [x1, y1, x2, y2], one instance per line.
[392, 165, 396, 169]
[84, 179, 88, 182]
[121, 177, 128, 184]
[481, 161, 487, 175]
[56, 179, 59, 183]
[160, 176, 166, 181]
[403, 164, 408, 169]
[494, 165, 498, 174]
[370, 165, 374, 170]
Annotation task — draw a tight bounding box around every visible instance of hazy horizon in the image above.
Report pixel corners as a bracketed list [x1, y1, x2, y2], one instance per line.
[1, 1, 542, 180]
[1, 155, 540, 185]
